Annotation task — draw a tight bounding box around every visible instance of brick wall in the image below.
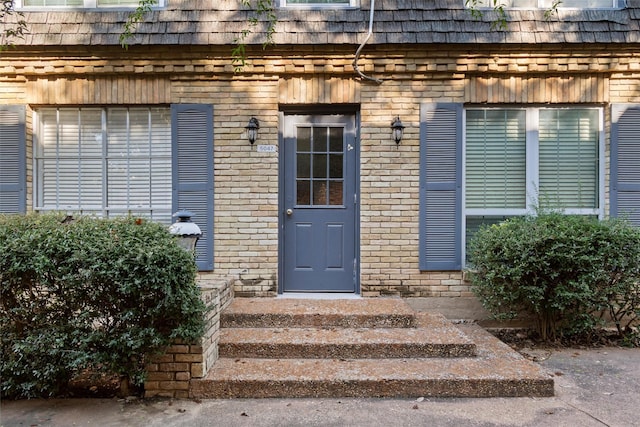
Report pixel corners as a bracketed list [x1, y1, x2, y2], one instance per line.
[144, 278, 234, 399]
[2, 45, 639, 298]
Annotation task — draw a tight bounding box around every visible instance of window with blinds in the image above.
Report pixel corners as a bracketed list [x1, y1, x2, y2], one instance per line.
[34, 107, 172, 223]
[470, 0, 622, 8]
[465, 109, 526, 209]
[464, 107, 602, 264]
[539, 109, 599, 209]
[279, 0, 355, 7]
[22, 0, 83, 5]
[19, 0, 163, 7]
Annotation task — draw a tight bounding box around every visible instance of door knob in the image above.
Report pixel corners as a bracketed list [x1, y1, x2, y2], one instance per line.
[286, 208, 293, 216]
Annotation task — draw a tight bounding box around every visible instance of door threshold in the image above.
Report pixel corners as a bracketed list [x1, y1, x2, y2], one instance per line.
[278, 293, 362, 300]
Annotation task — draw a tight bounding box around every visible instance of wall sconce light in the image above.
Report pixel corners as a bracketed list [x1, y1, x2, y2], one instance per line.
[390, 116, 405, 146]
[245, 117, 260, 145]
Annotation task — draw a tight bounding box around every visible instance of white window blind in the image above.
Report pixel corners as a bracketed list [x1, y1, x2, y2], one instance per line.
[285, 0, 350, 3]
[20, 0, 162, 7]
[539, 109, 599, 209]
[40, 109, 103, 211]
[35, 107, 171, 223]
[280, 0, 354, 7]
[96, 0, 140, 5]
[23, 0, 83, 5]
[466, 109, 526, 209]
[471, 0, 620, 8]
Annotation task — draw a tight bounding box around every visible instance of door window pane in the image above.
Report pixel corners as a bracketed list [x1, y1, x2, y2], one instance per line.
[329, 181, 343, 206]
[329, 127, 343, 151]
[297, 180, 311, 205]
[313, 181, 327, 205]
[296, 125, 345, 206]
[313, 154, 328, 178]
[297, 127, 311, 151]
[329, 154, 343, 178]
[313, 127, 328, 152]
[297, 153, 311, 178]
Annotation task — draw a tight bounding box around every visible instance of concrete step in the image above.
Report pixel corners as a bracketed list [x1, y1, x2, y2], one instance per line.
[221, 297, 416, 329]
[220, 313, 476, 359]
[191, 325, 554, 399]
[193, 298, 554, 399]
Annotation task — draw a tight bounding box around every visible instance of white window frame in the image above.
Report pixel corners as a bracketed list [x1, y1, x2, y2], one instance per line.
[32, 107, 172, 223]
[15, 0, 165, 9]
[468, 0, 624, 9]
[278, 0, 358, 8]
[462, 106, 605, 265]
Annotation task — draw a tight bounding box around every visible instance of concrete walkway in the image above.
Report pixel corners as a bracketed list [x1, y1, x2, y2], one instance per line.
[1, 347, 638, 427]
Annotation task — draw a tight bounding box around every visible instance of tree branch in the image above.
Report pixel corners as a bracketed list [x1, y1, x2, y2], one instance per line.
[120, 0, 157, 49]
[1, 0, 28, 52]
[233, 0, 277, 72]
[465, 0, 560, 31]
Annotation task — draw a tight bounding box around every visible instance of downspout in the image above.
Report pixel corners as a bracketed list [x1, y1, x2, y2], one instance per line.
[352, 0, 382, 84]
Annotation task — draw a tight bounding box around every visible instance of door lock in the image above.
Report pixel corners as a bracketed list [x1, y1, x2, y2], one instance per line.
[286, 208, 293, 216]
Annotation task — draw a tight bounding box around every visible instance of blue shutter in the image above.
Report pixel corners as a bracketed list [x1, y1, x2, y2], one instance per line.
[172, 104, 214, 271]
[419, 103, 462, 270]
[0, 106, 26, 214]
[611, 104, 640, 225]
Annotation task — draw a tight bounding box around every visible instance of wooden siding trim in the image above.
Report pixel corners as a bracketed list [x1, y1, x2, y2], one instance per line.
[278, 76, 360, 105]
[26, 76, 171, 105]
[465, 74, 609, 104]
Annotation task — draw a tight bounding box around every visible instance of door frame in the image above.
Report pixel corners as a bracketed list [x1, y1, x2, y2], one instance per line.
[277, 106, 361, 294]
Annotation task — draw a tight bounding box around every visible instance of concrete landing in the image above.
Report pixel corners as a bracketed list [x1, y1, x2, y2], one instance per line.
[191, 298, 554, 399]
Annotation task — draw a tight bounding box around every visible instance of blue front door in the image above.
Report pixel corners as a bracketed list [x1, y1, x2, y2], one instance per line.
[282, 114, 358, 293]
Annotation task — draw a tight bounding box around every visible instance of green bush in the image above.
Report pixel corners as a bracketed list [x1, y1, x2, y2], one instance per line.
[0, 213, 206, 399]
[468, 213, 640, 342]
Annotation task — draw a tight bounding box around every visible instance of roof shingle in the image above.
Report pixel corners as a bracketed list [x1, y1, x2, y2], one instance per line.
[8, 0, 640, 47]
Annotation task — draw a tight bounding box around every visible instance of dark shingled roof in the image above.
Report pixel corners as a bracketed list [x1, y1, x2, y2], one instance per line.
[10, 0, 640, 47]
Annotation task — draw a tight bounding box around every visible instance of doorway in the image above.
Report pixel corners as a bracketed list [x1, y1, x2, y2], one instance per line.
[280, 113, 359, 293]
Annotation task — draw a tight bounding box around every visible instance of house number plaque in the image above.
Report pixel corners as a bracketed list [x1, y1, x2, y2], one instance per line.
[257, 145, 277, 153]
